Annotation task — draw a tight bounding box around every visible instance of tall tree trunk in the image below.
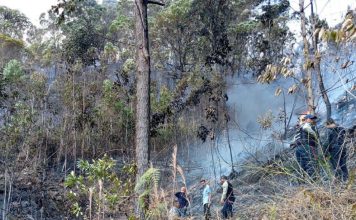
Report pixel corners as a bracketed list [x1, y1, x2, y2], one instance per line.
[310, 0, 332, 120]
[299, 0, 315, 114]
[134, 0, 150, 218]
[133, 1, 164, 217]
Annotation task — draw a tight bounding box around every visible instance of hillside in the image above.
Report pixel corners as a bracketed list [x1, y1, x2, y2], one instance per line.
[0, 0, 355, 219]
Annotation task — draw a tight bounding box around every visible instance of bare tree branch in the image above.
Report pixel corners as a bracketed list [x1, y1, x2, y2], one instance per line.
[147, 0, 165, 6]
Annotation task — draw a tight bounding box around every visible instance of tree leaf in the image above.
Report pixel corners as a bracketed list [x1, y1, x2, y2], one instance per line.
[288, 84, 298, 94]
[275, 87, 282, 96]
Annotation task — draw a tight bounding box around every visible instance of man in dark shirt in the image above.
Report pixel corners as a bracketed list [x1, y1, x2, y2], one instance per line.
[174, 187, 189, 217]
[220, 175, 235, 219]
[324, 119, 348, 182]
[291, 114, 319, 179]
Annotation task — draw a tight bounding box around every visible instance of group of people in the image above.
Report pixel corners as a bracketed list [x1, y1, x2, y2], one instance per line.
[170, 111, 352, 219]
[172, 176, 235, 219]
[201, 176, 235, 219]
[291, 112, 350, 182]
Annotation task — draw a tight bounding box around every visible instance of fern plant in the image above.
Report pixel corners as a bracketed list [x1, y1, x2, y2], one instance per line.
[135, 167, 160, 207]
[135, 167, 166, 219]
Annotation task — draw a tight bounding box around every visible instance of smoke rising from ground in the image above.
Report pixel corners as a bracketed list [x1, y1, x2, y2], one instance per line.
[179, 46, 356, 185]
[227, 77, 302, 133]
[180, 76, 305, 184]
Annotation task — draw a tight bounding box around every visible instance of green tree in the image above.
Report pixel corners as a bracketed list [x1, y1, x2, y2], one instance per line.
[0, 6, 31, 39]
[60, 0, 106, 65]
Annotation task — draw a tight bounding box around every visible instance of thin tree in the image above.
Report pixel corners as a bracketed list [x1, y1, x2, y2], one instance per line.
[310, 0, 332, 120]
[299, 0, 315, 114]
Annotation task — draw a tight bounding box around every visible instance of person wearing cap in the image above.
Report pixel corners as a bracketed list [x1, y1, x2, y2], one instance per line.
[200, 179, 211, 219]
[291, 113, 320, 179]
[174, 186, 189, 217]
[324, 118, 348, 181]
[219, 175, 235, 219]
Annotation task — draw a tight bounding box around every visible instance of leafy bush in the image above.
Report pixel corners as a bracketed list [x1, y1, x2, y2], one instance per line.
[3, 59, 24, 82]
[64, 155, 136, 219]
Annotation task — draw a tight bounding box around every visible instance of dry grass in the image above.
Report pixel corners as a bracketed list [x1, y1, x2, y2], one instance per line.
[234, 141, 356, 220]
[239, 184, 356, 220]
[272, 186, 356, 219]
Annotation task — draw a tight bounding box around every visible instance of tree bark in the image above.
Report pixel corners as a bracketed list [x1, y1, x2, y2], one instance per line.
[134, 0, 150, 218]
[299, 0, 315, 114]
[310, 0, 332, 120]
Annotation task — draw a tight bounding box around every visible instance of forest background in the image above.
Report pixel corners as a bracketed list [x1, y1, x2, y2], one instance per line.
[0, 0, 355, 219]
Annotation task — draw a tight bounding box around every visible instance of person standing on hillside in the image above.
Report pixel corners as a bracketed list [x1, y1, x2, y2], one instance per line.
[200, 179, 212, 220]
[220, 175, 235, 219]
[324, 119, 348, 182]
[174, 186, 189, 217]
[291, 114, 320, 179]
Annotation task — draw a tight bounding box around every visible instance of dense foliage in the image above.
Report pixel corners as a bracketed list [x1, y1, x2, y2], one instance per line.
[0, 0, 355, 219]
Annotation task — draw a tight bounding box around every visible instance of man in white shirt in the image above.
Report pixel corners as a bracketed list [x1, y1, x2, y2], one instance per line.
[200, 179, 211, 220]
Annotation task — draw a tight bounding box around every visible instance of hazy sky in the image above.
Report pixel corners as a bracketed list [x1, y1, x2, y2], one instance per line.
[289, 0, 356, 26]
[0, 0, 355, 27]
[0, 0, 103, 26]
